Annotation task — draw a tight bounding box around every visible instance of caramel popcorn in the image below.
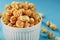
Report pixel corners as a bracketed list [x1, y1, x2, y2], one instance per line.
[30, 23, 34, 27]
[29, 18, 34, 24]
[41, 27, 47, 32]
[13, 9, 22, 17]
[28, 3, 35, 9]
[6, 11, 13, 16]
[16, 20, 24, 28]
[50, 24, 57, 30]
[55, 37, 60, 40]
[34, 20, 39, 25]
[24, 22, 30, 28]
[10, 16, 17, 24]
[2, 13, 10, 24]
[47, 21, 57, 30]
[48, 32, 53, 38]
[8, 23, 13, 26]
[25, 9, 32, 16]
[34, 13, 40, 20]
[18, 16, 30, 22]
[2, 1, 41, 28]
[11, 1, 19, 9]
[23, 2, 29, 10]
[46, 21, 51, 26]
[5, 4, 12, 11]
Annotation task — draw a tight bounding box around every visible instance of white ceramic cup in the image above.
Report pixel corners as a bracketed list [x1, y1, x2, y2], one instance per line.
[1, 17, 42, 40]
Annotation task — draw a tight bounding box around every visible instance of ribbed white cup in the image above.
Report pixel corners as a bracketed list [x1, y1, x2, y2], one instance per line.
[1, 18, 42, 40]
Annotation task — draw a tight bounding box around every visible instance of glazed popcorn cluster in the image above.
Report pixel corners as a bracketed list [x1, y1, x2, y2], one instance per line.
[2, 1, 41, 28]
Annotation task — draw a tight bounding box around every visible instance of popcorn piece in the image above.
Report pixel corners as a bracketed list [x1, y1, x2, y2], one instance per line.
[50, 24, 57, 30]
[13, 10, 22, 17]
[16, 20, 24, 28]
[55, 37, 60, 40]
[30, 11, 36, 18]
[34, 20, 39, 25]
[28, 3, 35, 9]
[47, 21, 57, 30]
[23, 2, 29, 10]
[29, 18, 34, 24]
[41, 27, 47, 32]
[46, 21, 51, 26]
[11, 1, 19, 9]
[11, 8, 16, 12]
[8, 23, 13, 26]
[19, 9, 25, 14]
[48, 32, 53, 38]
[6, 11, 13, 16]
[3, 19, 9, 25]
[31, 7, 36, 11]
[30, 23, 34, 27]
[10, 16, 17, 24]
[18, 16, 30, 22]
[18, 2, 23, 8]
[34, 13, 40, 20]
[2, 13, 10, 24]
[5, 4, 12, 10]
[24, 22, 30, 28]
[25, 9, 32, 16]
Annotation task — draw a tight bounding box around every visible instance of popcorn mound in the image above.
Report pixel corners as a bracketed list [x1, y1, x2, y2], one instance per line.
[2, 1, 41, 28]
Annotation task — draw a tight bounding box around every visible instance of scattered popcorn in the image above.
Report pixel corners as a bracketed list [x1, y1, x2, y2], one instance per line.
[50, 24, 57, 30]
[55, 37, 60, 40]
[47, 21, 57, 30]
[48, 32, 53, 38]
[46, 21, 51, 26]
[41, 27, 47, 32]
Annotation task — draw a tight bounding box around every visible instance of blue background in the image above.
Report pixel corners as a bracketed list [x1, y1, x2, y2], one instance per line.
[0, 0, 60, 40]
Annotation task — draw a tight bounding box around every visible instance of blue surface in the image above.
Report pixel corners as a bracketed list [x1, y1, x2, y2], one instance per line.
[0, 0, 60, 40]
